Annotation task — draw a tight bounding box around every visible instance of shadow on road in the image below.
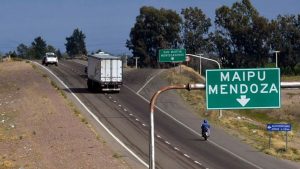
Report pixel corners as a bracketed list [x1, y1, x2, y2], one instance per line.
[63, 87, 91, 94]
[63, 88, 120, 94]
[189, 138, 208, 142]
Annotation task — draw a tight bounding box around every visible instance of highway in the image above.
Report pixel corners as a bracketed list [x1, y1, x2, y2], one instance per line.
[39, 60, 300, 169]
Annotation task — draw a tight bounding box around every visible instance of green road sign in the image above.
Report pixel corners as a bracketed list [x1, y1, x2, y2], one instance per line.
[159, 49, 186, 62]
[206, 68, 280, 110]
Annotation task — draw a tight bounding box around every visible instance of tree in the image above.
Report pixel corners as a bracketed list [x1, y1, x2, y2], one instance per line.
[126, 6, 182, 67]
[56, 49, 63, 59]
[269, 15, 300, 74]
[214, 0, 270, 68]
[181, 7, 212, 54]
[65, 28, 87, 57]
[6, 51, 18, 58]
[47, 45, 56, 53]
[16, 43, 29, 59]
[31, 36, 47, 59]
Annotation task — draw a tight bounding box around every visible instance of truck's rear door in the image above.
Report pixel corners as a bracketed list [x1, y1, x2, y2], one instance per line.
[111, 59, 122, 83]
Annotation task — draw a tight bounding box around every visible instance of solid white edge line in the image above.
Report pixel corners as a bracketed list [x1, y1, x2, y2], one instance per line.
[123, 84, 263, 169]
[137, 70, 164, 94]
[32, 61, 148, 168]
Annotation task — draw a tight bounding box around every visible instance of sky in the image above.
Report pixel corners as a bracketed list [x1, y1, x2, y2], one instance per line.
[0, 0, 299, 55]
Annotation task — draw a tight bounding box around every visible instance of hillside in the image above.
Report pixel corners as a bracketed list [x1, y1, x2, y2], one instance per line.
[0, 60, 129, 169]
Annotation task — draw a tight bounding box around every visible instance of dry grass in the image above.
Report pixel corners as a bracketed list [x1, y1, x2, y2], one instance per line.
[281, 75, 300, 81]
[164, 65, 300, 162]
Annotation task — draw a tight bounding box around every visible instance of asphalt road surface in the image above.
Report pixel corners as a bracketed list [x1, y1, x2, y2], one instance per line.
[38, 59, 300, 169]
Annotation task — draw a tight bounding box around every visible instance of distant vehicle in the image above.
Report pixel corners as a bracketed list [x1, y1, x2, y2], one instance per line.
[42, 52, 58, 66]
[87, 52, 122, 92]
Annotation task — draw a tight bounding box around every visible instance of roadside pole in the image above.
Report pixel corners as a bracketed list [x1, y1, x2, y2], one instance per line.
[134, 57, 139, 69]
[269, 132, 271, 149]
[187, 54, 223, 118]
[149, 83, 205, 169]
[286, 131, 288, 150]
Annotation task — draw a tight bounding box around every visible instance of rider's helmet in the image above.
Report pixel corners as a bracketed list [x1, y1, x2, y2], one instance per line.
[203, 119, 207, 123]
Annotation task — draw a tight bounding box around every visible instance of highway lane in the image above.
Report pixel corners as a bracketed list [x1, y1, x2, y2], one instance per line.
[41, 60, 299, 169]
[45, 60, 201, 169]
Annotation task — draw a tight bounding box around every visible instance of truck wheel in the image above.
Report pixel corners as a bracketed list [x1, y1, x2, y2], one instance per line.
[87, 79, 93, 91]
[45, 63, 48, 66]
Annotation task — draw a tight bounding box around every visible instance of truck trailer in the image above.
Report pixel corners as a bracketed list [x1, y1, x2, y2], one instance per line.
[87, 52, 122, 92]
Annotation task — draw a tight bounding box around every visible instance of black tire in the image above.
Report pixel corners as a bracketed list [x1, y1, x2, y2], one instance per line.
[87, 79, 93, 91]
[45, 63, 48, 66]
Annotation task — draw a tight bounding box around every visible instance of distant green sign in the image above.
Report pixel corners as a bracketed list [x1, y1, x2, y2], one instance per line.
[206, 68, 281, 110]
[159, 49, 186, 62]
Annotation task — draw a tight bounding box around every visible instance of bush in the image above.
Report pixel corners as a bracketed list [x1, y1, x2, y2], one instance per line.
[282, 66, 294, 75]
[265, 63, 276, 68]
[294, 63, 300, 75]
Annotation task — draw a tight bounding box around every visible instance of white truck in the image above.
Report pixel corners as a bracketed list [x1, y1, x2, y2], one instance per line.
[87, 52, 122, 92]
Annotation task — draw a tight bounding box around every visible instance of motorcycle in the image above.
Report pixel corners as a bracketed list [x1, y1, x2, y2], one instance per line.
[202, 128, 210, 140]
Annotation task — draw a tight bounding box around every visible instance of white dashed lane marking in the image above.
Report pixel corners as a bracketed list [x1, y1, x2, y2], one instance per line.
[194, 161, 202, 165]
[184, 154, 190, 158]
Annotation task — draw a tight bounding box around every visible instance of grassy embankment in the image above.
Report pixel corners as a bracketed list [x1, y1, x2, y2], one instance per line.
[164, 65, 300, 162]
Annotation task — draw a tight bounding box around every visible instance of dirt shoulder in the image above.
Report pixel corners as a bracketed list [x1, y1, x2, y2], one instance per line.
[0, 61, 130, 169]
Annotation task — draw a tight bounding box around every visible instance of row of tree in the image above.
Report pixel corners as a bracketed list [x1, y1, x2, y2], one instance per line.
[126, 0, 300, 74]
[10, 28, 87, 60]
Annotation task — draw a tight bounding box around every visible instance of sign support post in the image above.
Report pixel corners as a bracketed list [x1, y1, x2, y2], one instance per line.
[269, 132, 271, 149]
[286, 131, 288, 151]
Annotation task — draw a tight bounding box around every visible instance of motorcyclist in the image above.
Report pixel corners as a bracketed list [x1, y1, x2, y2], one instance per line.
[201, 119, 210, 136]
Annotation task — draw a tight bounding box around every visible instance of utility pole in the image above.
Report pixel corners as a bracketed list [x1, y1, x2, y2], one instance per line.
[198, 53, 203, 76]
[274, 51, 280, 68]
[134, 57, 139, 69]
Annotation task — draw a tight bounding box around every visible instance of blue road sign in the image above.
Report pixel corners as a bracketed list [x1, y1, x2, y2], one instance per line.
[267, 124, 291, 131]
